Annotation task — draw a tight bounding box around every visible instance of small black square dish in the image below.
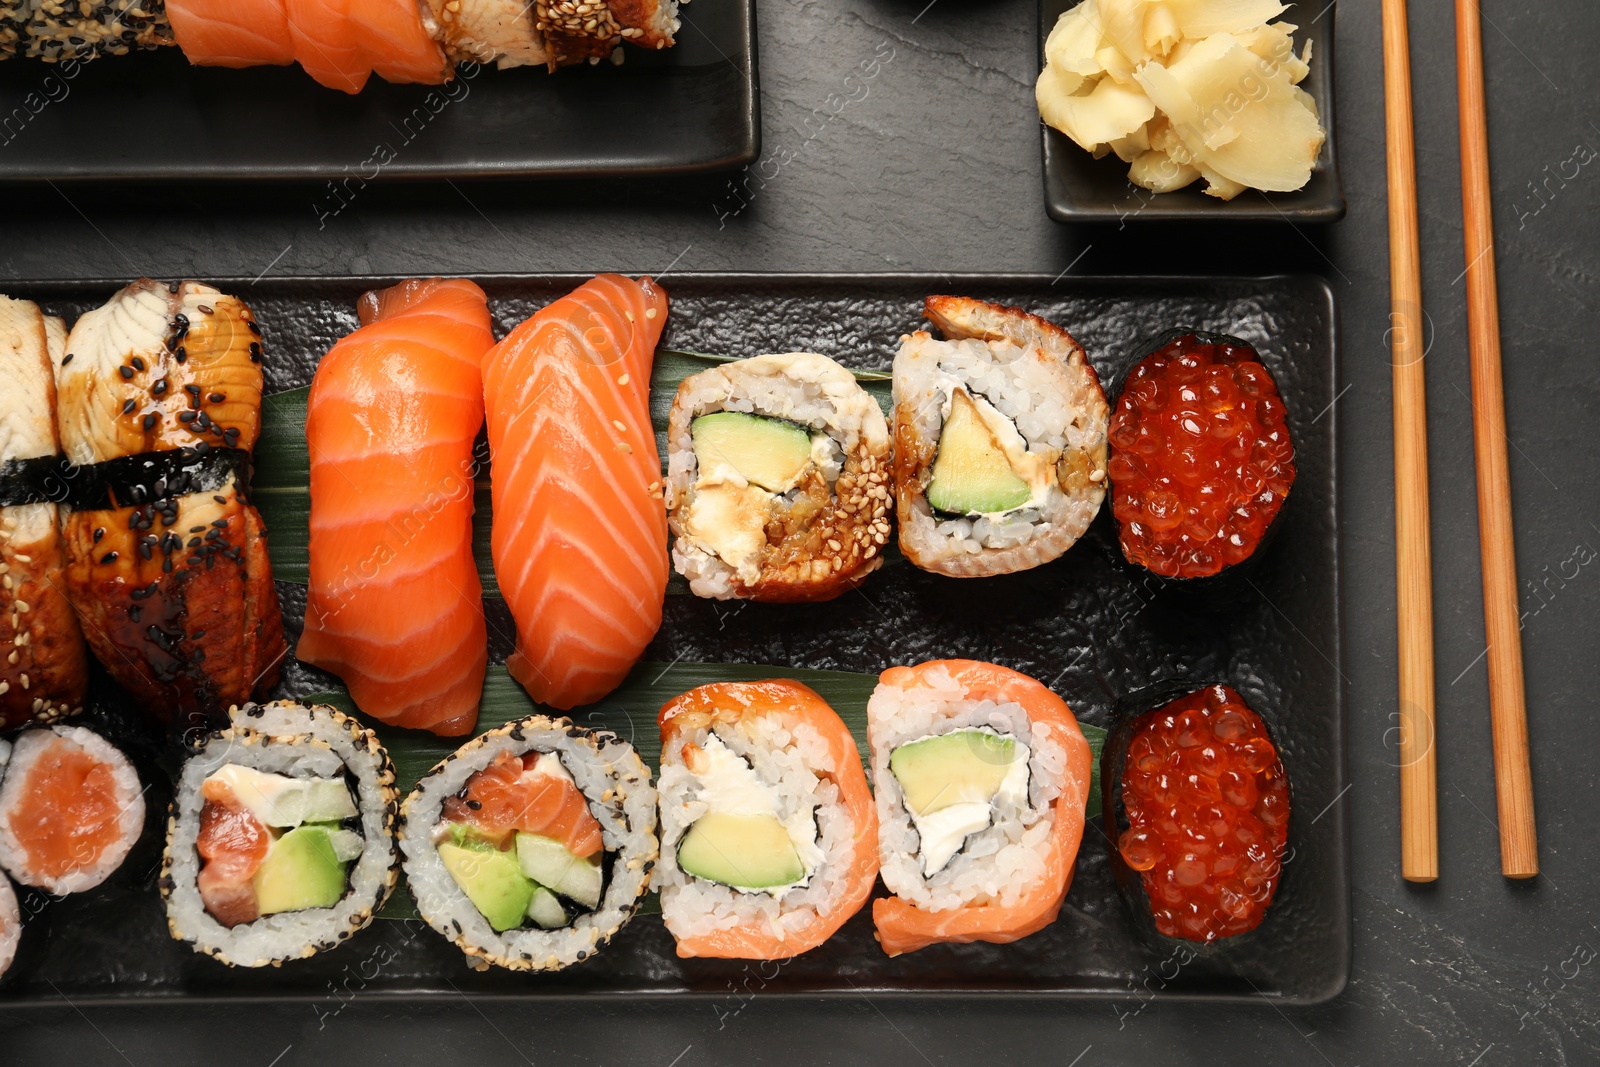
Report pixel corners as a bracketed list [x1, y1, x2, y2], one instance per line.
[1038, 0, 1344, 223]
[0, 1, 757, 182]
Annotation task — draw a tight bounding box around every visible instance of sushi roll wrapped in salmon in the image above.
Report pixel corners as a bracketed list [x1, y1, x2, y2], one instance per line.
[655, 680, 878, 959]
[893, 297, 1108, 577]
[399, 715, 657, 971]
[868, 659, 1092, 956]
[666, 353, 893, 602]
[0, 725, 146, 895]
[161, 701, 400, 967]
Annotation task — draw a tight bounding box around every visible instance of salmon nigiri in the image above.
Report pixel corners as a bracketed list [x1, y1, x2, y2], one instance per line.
[481, 274, 669, 710]
[299, 278, 494, 736]
[167, 0, 296, 68]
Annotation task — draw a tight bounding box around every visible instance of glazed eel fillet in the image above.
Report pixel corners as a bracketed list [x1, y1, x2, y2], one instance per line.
[56, 279, 285, 735]
[0, 295, 88, 729]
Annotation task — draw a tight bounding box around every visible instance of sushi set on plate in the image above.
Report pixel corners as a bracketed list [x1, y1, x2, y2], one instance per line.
[0, 0, 757, 180]
[0, 271, 1349, 1006]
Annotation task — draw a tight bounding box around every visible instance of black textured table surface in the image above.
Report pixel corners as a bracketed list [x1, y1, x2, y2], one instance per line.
[3, 0, 1598, 1063]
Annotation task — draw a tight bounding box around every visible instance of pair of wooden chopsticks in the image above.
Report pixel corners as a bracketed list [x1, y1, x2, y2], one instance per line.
[1382, 0, 1538, 882]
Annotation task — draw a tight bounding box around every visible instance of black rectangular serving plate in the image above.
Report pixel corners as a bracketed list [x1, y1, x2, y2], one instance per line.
[0, 0, 756, 181]
[1039, 1, 1345, 223]
[0, 272, 1346, 1006]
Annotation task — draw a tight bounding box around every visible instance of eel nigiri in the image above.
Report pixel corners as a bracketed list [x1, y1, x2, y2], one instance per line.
[298, 278, 494, 737]
[0, 296, 88, 729]
[55, 279, 286, 736]
[481, 274, 668, 710]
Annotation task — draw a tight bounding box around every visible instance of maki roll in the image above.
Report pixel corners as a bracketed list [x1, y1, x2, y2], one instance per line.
[666, 352, 893, 602]
[0, 872, 16, 980]
[3, 0, 172, 62]
[55, 279, 286, 735]
[868, 659, 1092, 956]
[0, 295, 88, 729]
[0, 725, 145, 894]
[161, 701, 400, 967]
[1107, 333, 1295, 579]
[656, 680, 878, 959]
[1110, 684, 1289, 943]
[399, 715, 656, 971]
[893, 297, 1109, 577]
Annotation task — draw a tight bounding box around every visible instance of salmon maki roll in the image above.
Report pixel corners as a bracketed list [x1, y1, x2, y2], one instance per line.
[298, 278, 494, 737]
[656, 680, 878, 959]
[0, 725, 146, 895]
[481, 274, 669, 710]
[162, 700, 401, 967]
[868, 659, 1092, 956]
[0, 295, 88, 729]
[399, 715, 657, 971]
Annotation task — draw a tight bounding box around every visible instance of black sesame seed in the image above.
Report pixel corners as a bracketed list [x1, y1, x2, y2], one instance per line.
[213, 495, 227, 504]
[197, 304, 213, 314]
[141, 413, 157, 431]
[177, 411, 196, 423]
[121, 398, 136, 414]
[131, 356, 145, 372]
[189, 525, 205, 533]
[61, 353, 73, 366]
[152, 379, 168, 396]
[93, 527, 105, 543]
[248, 342, 262, 363]
[175, 347, 186, 363]
[208, 392, 225, 403]
[118, 365, 134, 380]
[187, 537, 201, 548]
[184, 383, 201, 396]
[211, 518, 228, 528]
[100, 551, 117, 563]
[129, 606, 141, 622]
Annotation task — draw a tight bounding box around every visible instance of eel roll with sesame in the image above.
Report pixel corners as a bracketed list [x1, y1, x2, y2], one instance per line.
[398, 715, 657, 971]
[666, 352, 893, 601]
[162, 701, 400, 967]
[54, 279, 285, 736]
[893, 297, 1109, 577]
[0, 295, 88, 729]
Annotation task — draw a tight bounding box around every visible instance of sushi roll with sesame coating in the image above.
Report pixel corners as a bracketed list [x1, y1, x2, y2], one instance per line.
[893, 296, 1108, 578]
[399, 715, 657, 972]
[160, 701, 400, 968]
[666, 352, 893, 602]
[6, 0, 172, 62]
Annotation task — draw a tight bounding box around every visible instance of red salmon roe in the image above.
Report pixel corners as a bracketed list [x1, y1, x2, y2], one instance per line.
[1108, 335, 1295, 578]
[1117, 685, 1289, 943]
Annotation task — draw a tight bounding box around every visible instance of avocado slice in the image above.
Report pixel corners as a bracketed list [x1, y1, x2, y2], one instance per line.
[676, 811, 807, 891]
[926, 390, 1032, 516]
[252, 825, 349, 916]
[525, 886, 569, 929]
[691, 412, 813, 492]
[515, 832, 603, 909]
[889, 729, 1019, 816]
[438, 839, 535, 932]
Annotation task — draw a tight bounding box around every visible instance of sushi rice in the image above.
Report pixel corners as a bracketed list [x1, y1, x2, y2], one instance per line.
[869, 664, 1070, 912]
[0, 725, 145, 895]
[161, 701, 400, 968]
[399, 715, 657, 972]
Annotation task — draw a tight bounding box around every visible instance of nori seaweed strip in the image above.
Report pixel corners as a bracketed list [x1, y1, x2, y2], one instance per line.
[53, 447, 253, 512]
[0, 454, 70, 506]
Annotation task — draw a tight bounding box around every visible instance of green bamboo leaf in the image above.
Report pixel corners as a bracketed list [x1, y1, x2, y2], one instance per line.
[255, 351, 897, 595]
[303, 661, 1104, 921]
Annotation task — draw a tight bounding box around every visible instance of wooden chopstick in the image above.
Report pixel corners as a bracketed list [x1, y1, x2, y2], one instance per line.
[1381, 0, 1438, 883]
[1455, 0, 1539, 879]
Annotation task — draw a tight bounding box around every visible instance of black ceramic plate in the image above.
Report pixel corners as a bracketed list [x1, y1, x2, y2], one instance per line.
[0, 1, 756, 181]
[0, 272, 1346, 1006]
[1038, 1, 1345, 223]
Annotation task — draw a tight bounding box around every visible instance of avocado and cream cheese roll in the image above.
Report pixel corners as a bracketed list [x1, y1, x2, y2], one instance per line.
[666, 352, 892, 602]
[893, 296, 1109, 577]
